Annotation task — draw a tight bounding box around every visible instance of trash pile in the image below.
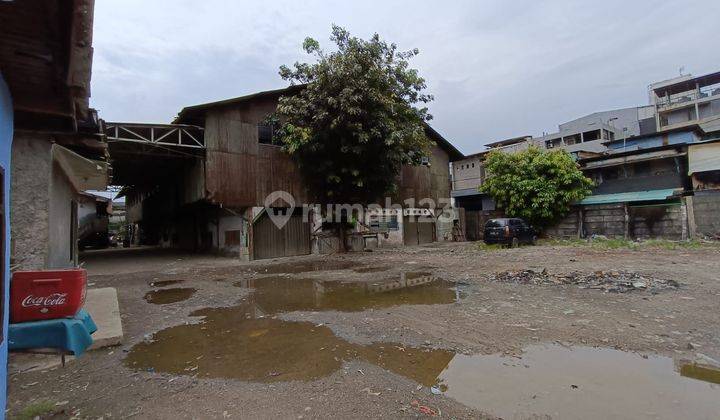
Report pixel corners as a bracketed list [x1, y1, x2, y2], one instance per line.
[488, 269, 680, 293]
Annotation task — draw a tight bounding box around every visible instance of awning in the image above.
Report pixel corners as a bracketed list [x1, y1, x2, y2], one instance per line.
[52, 144, 108, 191]
[451, 188, 483, 198]
[688, 141, 720, 175]
[579, 188, 678, 205]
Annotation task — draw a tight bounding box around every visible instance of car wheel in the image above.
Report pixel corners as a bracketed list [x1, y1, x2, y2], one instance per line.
[531, 235, 538, 245]
[511, 237, 519, 248]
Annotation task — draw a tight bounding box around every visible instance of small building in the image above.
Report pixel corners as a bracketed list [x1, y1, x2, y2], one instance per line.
[1, 0, 108, 271]
[572, 144, 691, 240]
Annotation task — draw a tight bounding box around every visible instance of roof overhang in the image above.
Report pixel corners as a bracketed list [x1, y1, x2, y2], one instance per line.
[451, 188, 483, 198]
[579, 188, 680, 205]
[580, 146, 686, 170]
[652, 70, 720, 96]
[0, 0, 96, 131]
[484, 135, 533, 148]
[52, 144, 108, 191]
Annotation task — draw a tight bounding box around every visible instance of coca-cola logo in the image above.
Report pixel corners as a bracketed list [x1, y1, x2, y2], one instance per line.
[21, 293, 68, 308]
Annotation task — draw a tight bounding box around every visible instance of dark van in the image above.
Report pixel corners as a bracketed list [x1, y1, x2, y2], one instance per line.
[483, 218, 536, 247]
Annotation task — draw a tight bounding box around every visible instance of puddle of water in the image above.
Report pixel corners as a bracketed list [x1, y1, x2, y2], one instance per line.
[149, 280, 184, 287]
[125, 305, 453, 383]
[434, 344, 720, 420]
[251, 260, 360, 274]
[126, 306, 720, 419]
[144, 288, 196, 305]
[233, 273, 459, 314]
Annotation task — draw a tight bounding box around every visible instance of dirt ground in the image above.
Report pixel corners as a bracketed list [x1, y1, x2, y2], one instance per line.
[6, 242, 720, 419]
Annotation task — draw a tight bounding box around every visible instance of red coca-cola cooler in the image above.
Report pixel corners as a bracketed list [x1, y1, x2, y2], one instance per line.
[10, 268, 87, 323]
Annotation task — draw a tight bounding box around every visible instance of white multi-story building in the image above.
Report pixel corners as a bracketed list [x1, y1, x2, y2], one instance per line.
[649, 70, 720, 134]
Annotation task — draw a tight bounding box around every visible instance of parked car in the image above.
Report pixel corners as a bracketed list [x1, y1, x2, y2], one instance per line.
[483, 218, 537, 247]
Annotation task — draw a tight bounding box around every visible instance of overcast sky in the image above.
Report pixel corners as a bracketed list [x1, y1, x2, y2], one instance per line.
[92, 0, 720, 155]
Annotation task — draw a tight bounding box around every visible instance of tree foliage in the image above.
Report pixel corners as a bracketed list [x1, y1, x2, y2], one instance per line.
[274, 25, 432, 205]
[480, 147, 593, 228]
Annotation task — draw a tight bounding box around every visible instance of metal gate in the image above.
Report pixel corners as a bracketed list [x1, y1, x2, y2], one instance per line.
[253, 209, 311, 260]
[403, 215, 436, 246]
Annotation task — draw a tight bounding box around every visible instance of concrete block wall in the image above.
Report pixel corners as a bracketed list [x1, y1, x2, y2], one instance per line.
[544, 210, 580, 238]
[583, 204, 626, 237]
[544, 202, 688, 240]
[629, 204, 685, 240]
[692, 192, 720, 238]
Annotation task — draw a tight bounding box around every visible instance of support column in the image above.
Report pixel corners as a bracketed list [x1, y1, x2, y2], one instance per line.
[686, 196, 697, 240]
[239, 208, 253, 261]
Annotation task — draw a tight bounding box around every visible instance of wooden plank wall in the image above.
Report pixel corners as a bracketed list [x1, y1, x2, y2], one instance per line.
[202, 97, 450, 209]
[253, 212, 310, 259]
[203, 100, 308, 207]
[396, 145, 451, 207]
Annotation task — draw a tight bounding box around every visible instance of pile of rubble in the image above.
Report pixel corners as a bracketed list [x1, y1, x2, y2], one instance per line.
[488, 269, 680, 293]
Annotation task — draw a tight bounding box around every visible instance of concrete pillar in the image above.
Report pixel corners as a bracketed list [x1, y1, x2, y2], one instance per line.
[685, 196, 697, 240]
[239, 208, 253, 261]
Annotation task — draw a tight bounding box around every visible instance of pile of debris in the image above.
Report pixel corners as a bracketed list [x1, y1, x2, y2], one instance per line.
[488, 269, 680, 293]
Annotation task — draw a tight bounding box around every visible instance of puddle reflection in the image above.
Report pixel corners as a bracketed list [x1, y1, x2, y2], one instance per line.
[126, 305, 453, 383]
[434, 345, 720, 419]
[144, 288, 196, 304]
[233, 272, 459, 314]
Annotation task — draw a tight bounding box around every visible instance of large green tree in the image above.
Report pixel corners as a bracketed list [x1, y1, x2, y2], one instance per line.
[274, 25, 432, 205]
[480, 147, 593, 228]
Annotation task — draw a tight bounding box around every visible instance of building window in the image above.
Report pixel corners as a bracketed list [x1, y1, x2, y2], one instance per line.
[421, 156, 430, 166]
[258, 123, 282, 146]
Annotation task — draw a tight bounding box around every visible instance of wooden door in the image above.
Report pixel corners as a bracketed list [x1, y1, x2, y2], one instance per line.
[253, 209, 311, 260]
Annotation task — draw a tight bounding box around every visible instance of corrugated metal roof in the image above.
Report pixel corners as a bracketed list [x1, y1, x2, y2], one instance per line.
[579, 188, 678, 205]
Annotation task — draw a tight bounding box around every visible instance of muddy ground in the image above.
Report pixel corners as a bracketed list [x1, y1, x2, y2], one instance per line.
[6, 242, 720, 419]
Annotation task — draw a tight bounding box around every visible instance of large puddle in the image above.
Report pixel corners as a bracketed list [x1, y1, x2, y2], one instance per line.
[144, 287, 197, 304]
[129, 262, 720, 418]
[126, 306, 720, 419]
[232, 272, 459, 314]
[435, 345, 720, 419]
[126, 305, 454, 384]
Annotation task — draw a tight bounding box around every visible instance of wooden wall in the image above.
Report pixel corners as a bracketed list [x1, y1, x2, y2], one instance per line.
[202, 96, 451, 209]
[396, 144, 451, 207]
[203, 99, 308, 207]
